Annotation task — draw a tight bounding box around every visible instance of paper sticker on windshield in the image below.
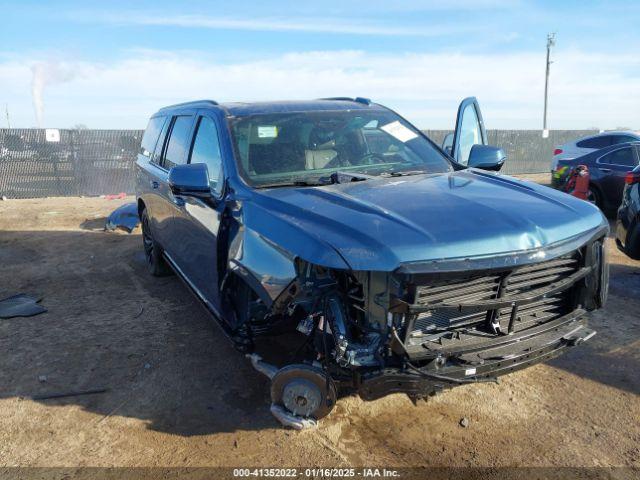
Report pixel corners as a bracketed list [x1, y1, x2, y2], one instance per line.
[258, 126, 278, 138]
[381, 121, 418, 143]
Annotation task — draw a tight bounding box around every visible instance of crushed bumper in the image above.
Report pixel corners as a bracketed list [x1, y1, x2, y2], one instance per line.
[358, 314, 595, 401]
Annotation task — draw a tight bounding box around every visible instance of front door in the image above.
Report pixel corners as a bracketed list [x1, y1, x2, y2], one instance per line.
[158, 114, 197, 258]
[596, 146, 639, 207]
[449, 97, 488, 165]
[170, 113, 226, 310]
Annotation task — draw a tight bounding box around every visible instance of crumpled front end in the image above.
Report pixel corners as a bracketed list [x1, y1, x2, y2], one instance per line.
[358, 228, 608, 400]
[241, 218, 608, 426]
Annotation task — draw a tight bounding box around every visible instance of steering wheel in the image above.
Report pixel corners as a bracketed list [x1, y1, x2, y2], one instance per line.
[359, 152, 387, 165]
[324, 155, 351, 169]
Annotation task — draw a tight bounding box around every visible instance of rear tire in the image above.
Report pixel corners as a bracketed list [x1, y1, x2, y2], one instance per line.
[626, 221, 640, 260]
[587, 185, 602, 209]
[140, 208, 172, 277]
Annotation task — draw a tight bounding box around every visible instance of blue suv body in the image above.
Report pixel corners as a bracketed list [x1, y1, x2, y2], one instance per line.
[136, 98, 608, 423]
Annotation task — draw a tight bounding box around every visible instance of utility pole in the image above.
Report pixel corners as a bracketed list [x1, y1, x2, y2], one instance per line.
[542, 32, 556, 137]
[4, 103, 10, 129]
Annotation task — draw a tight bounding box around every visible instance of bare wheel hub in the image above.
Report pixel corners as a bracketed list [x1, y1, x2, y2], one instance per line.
[271, 364, 337, 420]
[282, 379, 321, 417]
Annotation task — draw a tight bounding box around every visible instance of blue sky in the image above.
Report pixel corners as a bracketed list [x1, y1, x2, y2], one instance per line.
[1, 0, 638, 129]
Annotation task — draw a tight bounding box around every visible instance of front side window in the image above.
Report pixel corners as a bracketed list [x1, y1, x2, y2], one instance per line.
[229, 110, 451, 187]
[189, 116, 224, 194]
[163, 116, 194, 169]
[602, 147, 637, 167]
[456, 104, 482, 166]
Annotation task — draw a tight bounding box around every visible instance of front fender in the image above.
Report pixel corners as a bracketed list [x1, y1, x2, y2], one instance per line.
[227, 200, 351, 306]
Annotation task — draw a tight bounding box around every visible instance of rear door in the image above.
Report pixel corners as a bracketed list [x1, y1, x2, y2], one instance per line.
[449, 97, 488, 166]
[136, 115, 172, 245]
[170, 111, 226, 309]
[158, 114, 196, 257]
[596, 146, 639, 207]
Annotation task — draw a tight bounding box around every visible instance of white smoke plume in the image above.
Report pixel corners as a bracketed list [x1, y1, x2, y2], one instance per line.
[31, 62, 77, 127]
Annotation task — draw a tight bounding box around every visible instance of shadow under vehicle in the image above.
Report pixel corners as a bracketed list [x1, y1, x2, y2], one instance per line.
[135, 97, 609, 427]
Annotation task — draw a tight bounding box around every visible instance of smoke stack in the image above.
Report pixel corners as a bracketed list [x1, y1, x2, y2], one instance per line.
[30, 61, 77, 128]
[31, 63, 46, 128]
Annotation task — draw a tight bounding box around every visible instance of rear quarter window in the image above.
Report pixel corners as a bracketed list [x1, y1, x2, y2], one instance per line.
[140, 116, 167, 157]
[576, 136, 611, 149]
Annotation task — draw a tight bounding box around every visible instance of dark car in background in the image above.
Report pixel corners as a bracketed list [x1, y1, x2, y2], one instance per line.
[552, 141, 640, 213]
[135, 97, 608, 426]
[551, 131, 640, 171]
[616, 165, 640, 259]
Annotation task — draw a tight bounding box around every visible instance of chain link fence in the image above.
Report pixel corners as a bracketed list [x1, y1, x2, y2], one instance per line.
[423, 129, 599, 175]
[1, 128, 598, 198]
[0, 129, 143, 199]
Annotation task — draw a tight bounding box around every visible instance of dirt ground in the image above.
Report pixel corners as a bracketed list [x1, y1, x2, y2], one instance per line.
[0, 178, 639, 469]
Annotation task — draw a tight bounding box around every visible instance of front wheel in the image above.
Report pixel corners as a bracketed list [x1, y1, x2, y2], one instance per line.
[140, 208, 172, 277]
[270, 365, 337, 420]
[586, 186, 602, 209]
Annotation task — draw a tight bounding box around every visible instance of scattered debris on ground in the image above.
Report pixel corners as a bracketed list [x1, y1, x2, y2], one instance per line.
[0, 294, 47, 319]
[105, 202, 140, 233]
[101, 193, 127, 200]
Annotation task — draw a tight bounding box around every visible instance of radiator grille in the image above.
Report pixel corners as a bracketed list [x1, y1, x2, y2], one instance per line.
[412, 254, 579, 335]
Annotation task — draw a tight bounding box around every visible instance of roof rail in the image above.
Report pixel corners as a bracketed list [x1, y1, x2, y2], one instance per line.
[159, 99, 219, 111]
[319, 97, 372, 105]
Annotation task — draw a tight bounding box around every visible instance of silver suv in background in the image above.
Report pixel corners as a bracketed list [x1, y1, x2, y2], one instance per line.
[551, 131, 640, 171]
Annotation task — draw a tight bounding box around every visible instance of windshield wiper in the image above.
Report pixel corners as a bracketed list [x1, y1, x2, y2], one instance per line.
[257, 171, 371, 188]
[257, 180, 325, 189]
[319, 171, 370, 184]
[379, 169, 428, 177]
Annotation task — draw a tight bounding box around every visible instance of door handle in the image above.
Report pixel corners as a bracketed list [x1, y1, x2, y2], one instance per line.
[151, 180, 159, 189]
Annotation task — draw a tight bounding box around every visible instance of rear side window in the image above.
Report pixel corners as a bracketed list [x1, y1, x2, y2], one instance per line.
[140, 116, 166, 158]
[600, 147, 637, 167]
[163, 116, 194, 169]
[189, 116, 224, 195]
[577, 136, 611, 149]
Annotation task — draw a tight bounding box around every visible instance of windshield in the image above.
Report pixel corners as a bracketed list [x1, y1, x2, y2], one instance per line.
[229, 109, 452, 187]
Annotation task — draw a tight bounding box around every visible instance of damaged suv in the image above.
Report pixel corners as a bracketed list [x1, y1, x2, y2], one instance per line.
[136, 97, 608, 427]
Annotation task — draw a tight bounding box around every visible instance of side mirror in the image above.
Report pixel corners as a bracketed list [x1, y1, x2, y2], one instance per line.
[467, 144, 506, 171]
[168, 163, 211, 198]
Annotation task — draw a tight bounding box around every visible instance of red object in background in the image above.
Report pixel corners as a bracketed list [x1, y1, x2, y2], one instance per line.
[553, 148, 563, 155]
[625, 171, 640, 185]
[104, 192, 127, 200]
[563, 165, 590, 200]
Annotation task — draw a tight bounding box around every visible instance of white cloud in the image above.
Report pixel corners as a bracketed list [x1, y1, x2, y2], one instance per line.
[68, 11, 481, 37]
[1, 49, 638, 129]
